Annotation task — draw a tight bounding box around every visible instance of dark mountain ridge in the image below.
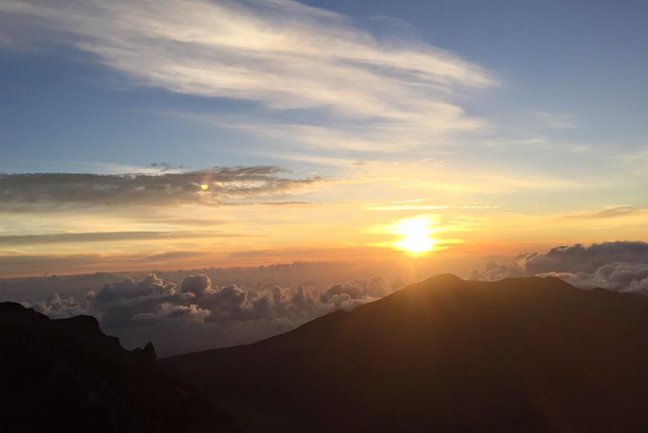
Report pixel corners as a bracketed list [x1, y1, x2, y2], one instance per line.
[167, 274, 648, 433]
[5, 274, 648, 432]
[0, 302, 232, 433]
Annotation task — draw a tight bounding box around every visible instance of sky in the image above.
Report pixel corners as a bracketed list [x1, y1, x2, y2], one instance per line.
[1, 0, 647, 277]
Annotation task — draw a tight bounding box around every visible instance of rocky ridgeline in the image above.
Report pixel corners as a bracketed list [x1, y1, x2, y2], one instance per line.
[0, 302, 232, 433]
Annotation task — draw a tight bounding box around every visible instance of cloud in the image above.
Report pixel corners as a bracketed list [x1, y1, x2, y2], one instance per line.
[519, 242, 648, 274]
[0, 231, 244, 246]
[87, 274, 197, 328]
[132, 303, 210, 324]
[473, 241, 648, 294]
[542, 263, 648, 293]
[0, 166, 319, 210]
[27, 291, 86, 319]
[177, 110, 486, 153]
[0, 0, 496, 152]
[178, 273, 389, 322]
[563, 205, 639, 220]
[608, 148, 648, 177]
[0, 251, 211, 278]
[180, 274, 216, 296]
[319, 277, 389, 310]
[17, 270, 395, 354]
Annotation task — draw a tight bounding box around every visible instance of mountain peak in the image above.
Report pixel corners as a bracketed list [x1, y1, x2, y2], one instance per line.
[168, 275, 648, 433]
[420, 272, 465, 286]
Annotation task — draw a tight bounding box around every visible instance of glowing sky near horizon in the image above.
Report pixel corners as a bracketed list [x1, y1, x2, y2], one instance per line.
[0, 0, 647, 277]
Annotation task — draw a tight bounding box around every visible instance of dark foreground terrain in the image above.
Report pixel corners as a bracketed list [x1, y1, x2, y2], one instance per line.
[4, 275, 648, 432]
[167, 275, 648, 433]
[0, 302, 233, 433]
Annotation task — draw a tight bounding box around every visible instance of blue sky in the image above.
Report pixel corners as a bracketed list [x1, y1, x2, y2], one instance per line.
[2, 0, 646, 172]
[0, 0, 647, 276]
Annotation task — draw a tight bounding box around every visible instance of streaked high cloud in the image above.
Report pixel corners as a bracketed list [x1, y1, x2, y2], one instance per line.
[563, 205, 641, 220]
[0, 251, 208, 277]
[0, 166, 319, 210]
[0, 231, 243, 246]
[0, 0, 496, 152]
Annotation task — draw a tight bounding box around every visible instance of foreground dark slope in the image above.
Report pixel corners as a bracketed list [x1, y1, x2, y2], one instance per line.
[0, 302, 233, 433]
[167, 274, 648, 433]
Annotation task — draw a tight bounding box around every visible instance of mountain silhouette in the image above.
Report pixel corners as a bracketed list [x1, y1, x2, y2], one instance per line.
[0, 302, 233, 433]
[167, 274, 648, 433]
[5, 275, 648, 433]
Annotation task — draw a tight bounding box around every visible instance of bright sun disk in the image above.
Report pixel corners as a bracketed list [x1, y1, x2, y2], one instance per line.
[392, 216, 437, 256]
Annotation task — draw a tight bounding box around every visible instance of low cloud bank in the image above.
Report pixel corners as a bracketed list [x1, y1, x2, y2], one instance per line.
[22, 271, 391, 355]
[472, 241, 648, 293]
[87, 272, 389, 325]
[16, 241, 648, 354]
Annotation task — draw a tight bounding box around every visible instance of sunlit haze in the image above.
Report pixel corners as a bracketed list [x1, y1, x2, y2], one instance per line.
[391, 215, 438, 256]
[0, 0, 646, 279]
[3, 3, 648, 431]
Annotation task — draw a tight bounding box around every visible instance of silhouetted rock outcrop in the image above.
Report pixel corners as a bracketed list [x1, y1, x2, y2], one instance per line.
[167, 275, 648, 433]
[0, 302, 232, 433]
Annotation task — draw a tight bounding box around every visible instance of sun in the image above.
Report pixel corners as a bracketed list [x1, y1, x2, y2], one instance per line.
[392, 216, 437, 256]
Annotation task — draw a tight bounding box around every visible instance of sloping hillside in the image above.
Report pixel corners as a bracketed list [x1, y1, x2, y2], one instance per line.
[167, 274, 648, 433]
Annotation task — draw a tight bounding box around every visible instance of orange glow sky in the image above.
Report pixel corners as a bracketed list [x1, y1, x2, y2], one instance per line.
[1, 1, 647, 277]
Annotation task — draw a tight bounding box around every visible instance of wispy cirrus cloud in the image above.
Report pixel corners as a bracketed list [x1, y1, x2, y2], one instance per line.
[563, 205, 641, 220]
[0, 0, 497, 152]
[532, 111, 576, 130]
[0, 251, 210, 277]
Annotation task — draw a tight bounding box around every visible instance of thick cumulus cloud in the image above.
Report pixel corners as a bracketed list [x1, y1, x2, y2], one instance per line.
[89, 273, 390, 325]
[0, 166, 319, 210]
[87, 274, 199, 328]
[19, 271, 393, 355]
[472, 241, 648, 293]
[27, 291, 86, 319]
[319, 277, 389, 310]
[132, 303, 211, 324]
[519, 242, 648, 274]
[546, 262, 648, 292]
[181, 274, 216, 296]
[177, 273, 389, 322]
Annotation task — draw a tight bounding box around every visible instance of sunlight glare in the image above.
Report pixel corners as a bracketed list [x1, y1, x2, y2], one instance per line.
[392, 215, 437, 256]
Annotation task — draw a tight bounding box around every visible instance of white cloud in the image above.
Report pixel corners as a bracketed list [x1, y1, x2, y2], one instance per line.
[473, 241, 648, 294]
[27, 291, 85, 319]
[1, 0, 496, 152]
[17, 270, 395, 354]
